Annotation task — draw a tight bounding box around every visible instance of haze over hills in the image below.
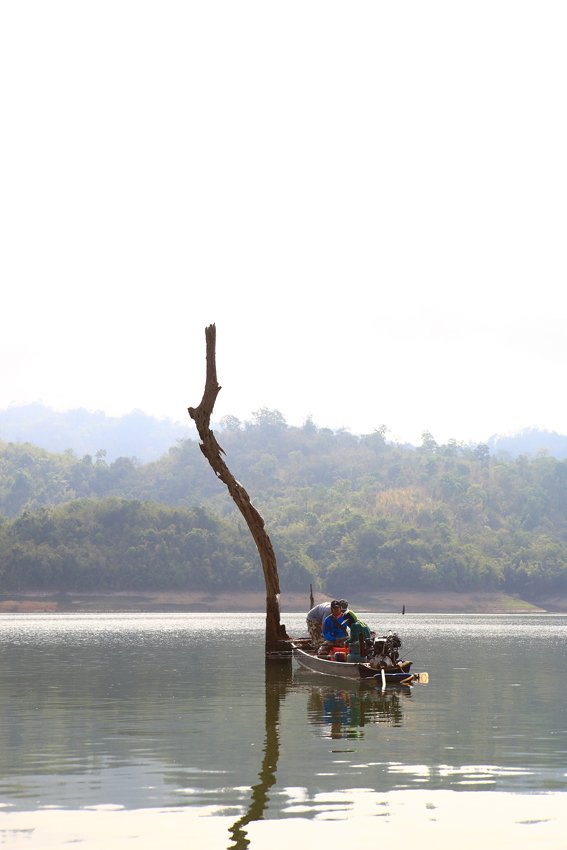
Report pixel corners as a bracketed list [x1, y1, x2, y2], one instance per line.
[1, 404, 567, 462]
[486, 429, 567, 460]
[0, 405, 193, 462]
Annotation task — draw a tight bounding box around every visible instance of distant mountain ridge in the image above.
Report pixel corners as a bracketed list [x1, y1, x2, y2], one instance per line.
[487, 428, 567, 460]
[0, 404, 194, 462]
[1, 405, 567, 462]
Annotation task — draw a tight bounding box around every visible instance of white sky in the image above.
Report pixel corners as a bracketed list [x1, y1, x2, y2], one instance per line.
[1, 1, 566, 446]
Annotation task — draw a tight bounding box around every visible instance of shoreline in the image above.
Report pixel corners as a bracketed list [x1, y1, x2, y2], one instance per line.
[0, 590, 563, 614]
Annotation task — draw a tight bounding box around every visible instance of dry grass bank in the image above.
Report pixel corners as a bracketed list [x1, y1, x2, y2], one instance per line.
[0, 589, 557, 614]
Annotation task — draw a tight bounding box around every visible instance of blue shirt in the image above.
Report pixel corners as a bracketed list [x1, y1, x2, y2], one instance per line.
[322, 614, 347, 642]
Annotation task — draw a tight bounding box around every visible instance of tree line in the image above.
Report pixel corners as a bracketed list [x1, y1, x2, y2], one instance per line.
[1, 409, 567, 596]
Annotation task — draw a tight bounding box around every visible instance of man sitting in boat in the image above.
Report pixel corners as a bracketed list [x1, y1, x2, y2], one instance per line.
[342, 609, 372, 662]
[306, 601, 334, 647]
[307, 599, 349, 647]
[318, 600, 348, 656]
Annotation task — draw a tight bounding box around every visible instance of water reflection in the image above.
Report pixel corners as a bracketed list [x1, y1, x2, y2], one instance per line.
[2, 611, 567, 825]
[228, 662, 292, 850]
[223, 663, 418, 846]
[305, 680, 411, 739]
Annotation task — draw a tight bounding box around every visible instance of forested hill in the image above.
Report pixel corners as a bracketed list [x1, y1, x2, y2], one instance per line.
[1, 409, 567, 598]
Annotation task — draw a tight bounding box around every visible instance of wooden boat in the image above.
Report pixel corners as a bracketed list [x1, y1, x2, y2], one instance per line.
[292, 632, 428, 686]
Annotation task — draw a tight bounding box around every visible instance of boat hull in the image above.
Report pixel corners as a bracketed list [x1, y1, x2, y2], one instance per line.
[292, 643, 414, 683]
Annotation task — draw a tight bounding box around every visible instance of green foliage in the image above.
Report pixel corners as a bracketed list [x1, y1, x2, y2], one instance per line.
[0, 499, 262, 591]
[1, 414, 567, 596]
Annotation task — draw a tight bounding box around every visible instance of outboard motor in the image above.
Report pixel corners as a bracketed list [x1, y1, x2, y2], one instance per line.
[370, 632, 402, 667]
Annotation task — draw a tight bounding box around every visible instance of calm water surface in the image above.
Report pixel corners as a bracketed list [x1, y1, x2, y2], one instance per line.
[1, 612, 566, 847]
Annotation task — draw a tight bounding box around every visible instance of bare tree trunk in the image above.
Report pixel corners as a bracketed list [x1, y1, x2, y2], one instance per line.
[188, 324, 290, 655]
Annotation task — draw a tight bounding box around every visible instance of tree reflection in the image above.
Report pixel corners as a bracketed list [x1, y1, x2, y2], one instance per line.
[227, 661, 292, 850]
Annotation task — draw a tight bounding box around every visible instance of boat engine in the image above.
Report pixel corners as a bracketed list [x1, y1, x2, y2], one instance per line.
[369, 632, 402, 667]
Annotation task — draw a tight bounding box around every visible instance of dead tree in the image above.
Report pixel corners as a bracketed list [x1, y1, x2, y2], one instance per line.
[188, 323, 290, 656]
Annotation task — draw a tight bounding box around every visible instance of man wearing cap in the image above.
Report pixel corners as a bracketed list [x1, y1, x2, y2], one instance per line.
[306, 599, 349, 647]
[321, 600, 348, 647]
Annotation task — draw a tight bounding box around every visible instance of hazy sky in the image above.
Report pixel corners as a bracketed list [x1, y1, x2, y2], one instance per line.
[2, 2, 566, 446]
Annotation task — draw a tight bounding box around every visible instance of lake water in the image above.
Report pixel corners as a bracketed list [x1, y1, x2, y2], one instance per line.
[1, 612, 566, 849]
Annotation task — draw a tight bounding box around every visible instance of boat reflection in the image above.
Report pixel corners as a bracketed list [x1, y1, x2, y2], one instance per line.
[303, 676, 412, 739]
